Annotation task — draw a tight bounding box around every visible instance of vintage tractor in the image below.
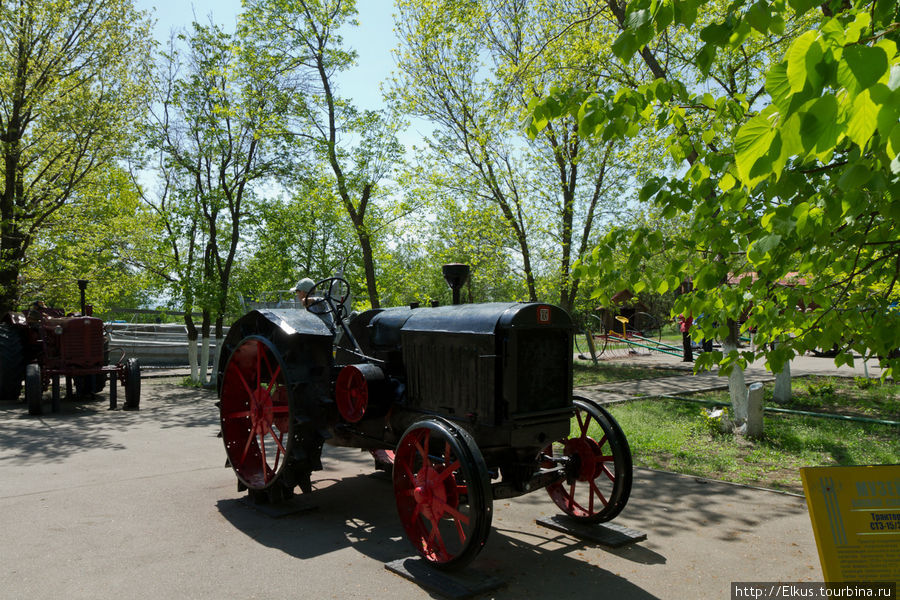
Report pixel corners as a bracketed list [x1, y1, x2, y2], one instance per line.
[0, 280, 141, 415]
[216, 265, 632, 570]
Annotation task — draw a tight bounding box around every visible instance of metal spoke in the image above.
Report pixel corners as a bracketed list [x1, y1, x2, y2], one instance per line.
[434, 498, 469, 525]
[600, 463, 616, 482]
[233, 363, 255, 399]
[223, 410, 250, 420]
[259, 432, 268, 481]
[269, 425, 286, 470]
[239, 430, 254, 464]
[435, 460, 461, 483]
[590, 479, 609, 507]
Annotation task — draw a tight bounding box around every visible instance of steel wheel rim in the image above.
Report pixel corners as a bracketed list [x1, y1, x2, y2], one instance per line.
[545, 398, 631, 522]
[220, 336, 292, 490]
[394, 423, 487, 567]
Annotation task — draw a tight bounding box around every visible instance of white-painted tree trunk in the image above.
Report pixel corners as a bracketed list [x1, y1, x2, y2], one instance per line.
[774, 361, 792, 404]
[188, 340, 199, 382]
[213, 334, 223, 384]
[200, 335, 211, 385]
[722, 329, 747, 424]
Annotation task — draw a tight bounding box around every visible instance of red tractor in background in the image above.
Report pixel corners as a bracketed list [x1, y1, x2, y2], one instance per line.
[0, 280, 140, 415]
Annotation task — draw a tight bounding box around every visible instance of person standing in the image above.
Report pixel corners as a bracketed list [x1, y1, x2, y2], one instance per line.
[678, 314, 693, 362]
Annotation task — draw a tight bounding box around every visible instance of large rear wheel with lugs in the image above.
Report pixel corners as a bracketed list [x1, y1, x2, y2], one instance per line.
[26, 364, 43, 416]
[544, 396, 632, 523]
[219, 336, 302, 502]
[0, 323, 24, 402]
[393, 418, 492, 570]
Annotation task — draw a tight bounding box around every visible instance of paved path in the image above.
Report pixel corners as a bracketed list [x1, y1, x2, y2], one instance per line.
[574, 349, 888, 407]
[0, 376, 824, 600]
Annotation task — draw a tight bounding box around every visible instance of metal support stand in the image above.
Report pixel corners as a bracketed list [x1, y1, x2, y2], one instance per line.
[51, 376, 61, 413]
[236, 495, 317, 518]
[536, 515, 647, 548]
[385, 558, 505, 599]
[108, 371, 117, 410]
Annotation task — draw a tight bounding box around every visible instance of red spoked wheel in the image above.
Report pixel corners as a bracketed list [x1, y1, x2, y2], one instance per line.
[393, 418, 492, 570]
[219, 336, 293, 492]
[545, 396, 632, 522]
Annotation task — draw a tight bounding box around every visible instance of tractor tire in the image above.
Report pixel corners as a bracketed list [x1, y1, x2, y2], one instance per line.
[74, 340, 110, 398]
[26, 363, 43, 415]
[0, 323, 25, 402]
[123, 358, 140, 410]
[74, 375, 106, 398]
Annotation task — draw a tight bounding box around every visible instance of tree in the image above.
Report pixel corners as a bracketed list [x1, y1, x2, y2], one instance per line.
[530, 1, 900, 381]
[392, 0, 660, 311]
[19, 164, 162, 313]
[232, 175, 362, 304]
[0, 0, 153, 312]
[241, 0, 404, 309]
[376, 177, 528, 307]
[145, 22, 287, 381]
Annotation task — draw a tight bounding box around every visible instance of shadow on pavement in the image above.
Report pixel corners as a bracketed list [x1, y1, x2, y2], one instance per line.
[0, 379, 219, 464]
[216, 468, 663, 599]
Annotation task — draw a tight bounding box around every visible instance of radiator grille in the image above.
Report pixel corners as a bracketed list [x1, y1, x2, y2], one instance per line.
[59, 319, 104, 369]
[509, 329, 570, 415]
[402, 332, 495, 422]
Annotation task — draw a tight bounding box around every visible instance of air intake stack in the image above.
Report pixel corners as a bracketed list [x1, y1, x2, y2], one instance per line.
[441, 263, 470, 305]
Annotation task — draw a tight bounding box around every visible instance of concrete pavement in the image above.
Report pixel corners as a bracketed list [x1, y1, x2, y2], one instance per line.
[0, 376, 825, 599]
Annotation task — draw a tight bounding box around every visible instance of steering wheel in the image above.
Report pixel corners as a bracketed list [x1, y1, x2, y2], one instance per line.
[306, 277, 351, 319]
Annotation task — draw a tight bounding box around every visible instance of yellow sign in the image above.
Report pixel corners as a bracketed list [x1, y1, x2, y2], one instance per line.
[801, 465, 900, 591]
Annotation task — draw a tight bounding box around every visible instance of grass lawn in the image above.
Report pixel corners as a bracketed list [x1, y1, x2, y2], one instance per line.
[572, 360, 683, 387]
[597, 375, 900, 494]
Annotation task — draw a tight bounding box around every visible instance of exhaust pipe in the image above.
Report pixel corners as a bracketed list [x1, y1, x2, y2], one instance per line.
[441, 264, 470, 305]
[77, 279, 89, 316]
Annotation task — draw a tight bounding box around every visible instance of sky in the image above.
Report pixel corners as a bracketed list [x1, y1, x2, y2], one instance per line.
[133, 0, 400, 113]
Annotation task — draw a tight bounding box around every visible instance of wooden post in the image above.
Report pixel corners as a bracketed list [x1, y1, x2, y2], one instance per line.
[747, 382, 764, 438]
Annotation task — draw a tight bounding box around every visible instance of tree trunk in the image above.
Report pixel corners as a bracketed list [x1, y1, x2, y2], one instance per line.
[200, 309, 211, 384]
[213, 315, 225, 387]
[773, 355, 792, 404]
[185, 314, 199, 383]
[722, 320, 747, 423]
[357, 228, 380, 308]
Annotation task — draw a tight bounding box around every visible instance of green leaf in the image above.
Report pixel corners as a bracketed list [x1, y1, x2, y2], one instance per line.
[837, 163, 873, 191]
[838, 45, 888, 94]
[766, 61, 792, 113]
[799, 95, 839, 155]
[746, 1, 770, 33]
[748, 234, 782, 264]
[673, 0, 699, 26]
[655, 3, 674, 32]
[788, 0, 817, 16]
[734, 107, 778, 185]
[639, 178, 663, 202]
[626, 8, 652, 30]
[846, 89, 879, 148]
[792, 201, 810, 232]
[786, 31, 824, 93]
[872, 84, 899, 136]
[695, 43, 716, 75]
[612, 31, 639, 63]
[889, 126, 900, 159]
[718, 173, 736, 191]
[700, 21, 731, 45]
[844, 11, 871, 45]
